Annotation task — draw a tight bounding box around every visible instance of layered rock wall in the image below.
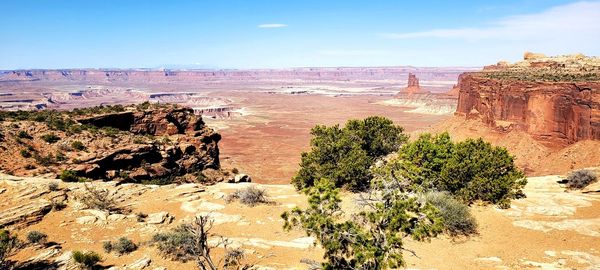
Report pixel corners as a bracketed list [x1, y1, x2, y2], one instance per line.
[455, 73, 600, 145]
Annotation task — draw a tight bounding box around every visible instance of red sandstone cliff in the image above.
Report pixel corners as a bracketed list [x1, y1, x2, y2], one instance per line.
[455, 53, 600, 146]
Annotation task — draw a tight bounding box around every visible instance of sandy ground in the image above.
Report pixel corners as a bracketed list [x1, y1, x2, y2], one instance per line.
[3, 173, 599, 270]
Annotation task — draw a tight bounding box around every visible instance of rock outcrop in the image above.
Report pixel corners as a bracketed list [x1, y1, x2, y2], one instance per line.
[0, 104, 222, 183]
[455, 53, 600, 146]
[397, 73, 430, 95]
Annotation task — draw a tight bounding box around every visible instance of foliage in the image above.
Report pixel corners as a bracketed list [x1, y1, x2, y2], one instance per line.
[565, 169, 598, 190]
[72, 250, 102, 269]
[59, 170, 81, 182]
[225, 186, 272, 206]
[48, 182, 59, 191]
[384, 132, 526, 207]
[152, 216, 252, 269]
[77, 184, 121, 213]
[102, 241, 113, 253]
[17, 130, 32, 139]
[292, 116, 407, 191]
[282, 178, 442, 269]
[20, 149, 32, 158]
[26, 231, 48, 245]
[135, 212, 148, 222]
[34, 153, 55, 166]
[423, 192, 477, 236]
[41, 133, 61, 143]
[71, 140, 86, 151]
[104, 237, 137, 255]
[0, 230, 21, 268]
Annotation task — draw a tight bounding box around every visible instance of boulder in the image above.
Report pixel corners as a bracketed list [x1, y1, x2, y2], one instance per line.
[232, 174, 252, 183]
[146, 211, 173, 224]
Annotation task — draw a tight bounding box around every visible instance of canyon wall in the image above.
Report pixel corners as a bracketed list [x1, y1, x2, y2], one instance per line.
[455, 54, 600, 146]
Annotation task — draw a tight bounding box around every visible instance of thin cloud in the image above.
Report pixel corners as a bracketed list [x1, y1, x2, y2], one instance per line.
[258, 23, 288, 28]
[378, 1, 600, 41]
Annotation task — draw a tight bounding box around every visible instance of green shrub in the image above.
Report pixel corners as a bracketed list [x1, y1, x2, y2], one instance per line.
[292, 116, 407, 191]
[225, 186, 271, 206]
[0, 230, 21, 267]
[102, 241, 112, 253]
[565, 169, 597, 190]
[112, 237, 137, 255]
[59, 170, 80, 182]
[55, 152, 67, 162]
[20, 149, 32, 158]
[152, 224, 195, 262]
[72, 250, 102, 269]
[41, 133, 60, 143]
[135, 212, 147, 222]
[282, 178, 442, 269]
[389, 132, 526, 207]
[423, 192, 477, 236]
[17, 130, 32, 139]
[34, 153, 55, 166]
[26, 231, 48, 244]
[48, 182, 59, 191]
[71, 141, 86, 151]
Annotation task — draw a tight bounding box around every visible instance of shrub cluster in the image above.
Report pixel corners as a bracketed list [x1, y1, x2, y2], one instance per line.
[152, 224, 195, 262]
[1, 230, 21, 267]
[382, 132, 526, 207]
[41, 133, 61, 144]
[71, 141, 86, 151]
[225, 186, 271, 206]
[292, 116, 407, 191]
[103, 237, 137, 255]
[565, 169, 597, 190]
[59, 170, 83, 182]
[72, 250, 102, 269]
[26, 231, 48, 245]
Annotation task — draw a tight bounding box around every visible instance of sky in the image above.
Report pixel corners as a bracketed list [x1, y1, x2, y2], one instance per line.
[1, 0, 599, 69]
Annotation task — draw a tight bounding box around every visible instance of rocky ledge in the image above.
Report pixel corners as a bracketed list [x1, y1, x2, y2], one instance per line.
[0, 104, 227, 183]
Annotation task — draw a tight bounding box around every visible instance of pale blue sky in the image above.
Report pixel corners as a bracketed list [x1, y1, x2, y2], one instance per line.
[1, 0, 599, 69]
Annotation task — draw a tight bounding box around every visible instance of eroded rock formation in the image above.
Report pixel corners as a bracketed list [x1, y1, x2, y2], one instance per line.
[455, 53, 600, 146]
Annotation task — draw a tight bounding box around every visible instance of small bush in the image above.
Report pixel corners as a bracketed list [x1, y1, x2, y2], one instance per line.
[112, 237, 137, 255]
[0, 230, 21, 267]
[102, 241, 112, 253]
[71, 141, 86, 151]
[48, 182, 59, 191]
[135, 212, 147, 222]
[55, 152, 67, 162]
[152, 225, 195, 262]
[72, 250, 102, 269]
[41, 133, 61, 144]
[20, 149, 32, 158]
[51, 200, 67, 211]
[26, 231, 48, 245]
[424, 192, 477, 236]
[17, 131, 32, 139]
[24, 164, 36, 170]
[566, 169, 598, 190]
[231, 168, 239, 174]
[225, 186, 271, 206]
[59, 170, 80, 182]
[78, 185, 121, 213]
